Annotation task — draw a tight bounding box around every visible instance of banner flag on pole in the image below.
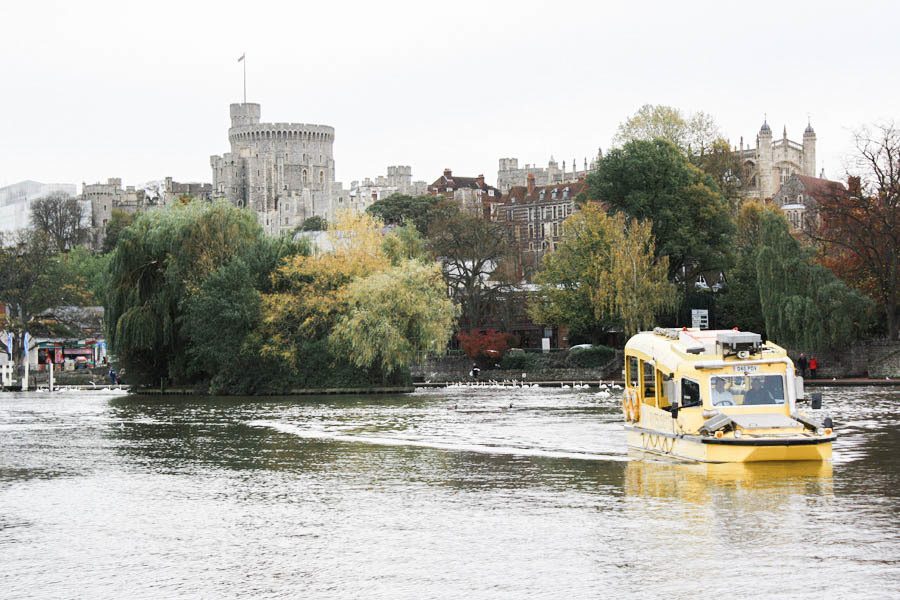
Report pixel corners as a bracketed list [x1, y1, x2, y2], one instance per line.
[23, 332, 30, 357]
[6, 332, 11, 357]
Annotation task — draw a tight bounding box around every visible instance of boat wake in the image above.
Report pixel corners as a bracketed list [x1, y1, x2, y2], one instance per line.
[247, 420, 625, 462]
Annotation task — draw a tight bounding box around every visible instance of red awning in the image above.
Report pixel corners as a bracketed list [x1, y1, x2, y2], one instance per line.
[63, 348, 93, 356]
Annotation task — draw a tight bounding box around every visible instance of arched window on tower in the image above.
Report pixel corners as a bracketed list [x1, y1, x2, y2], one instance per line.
[302, 169, 308, 184]
[781, 167, 794, 185]
[319, 170, 325, 184]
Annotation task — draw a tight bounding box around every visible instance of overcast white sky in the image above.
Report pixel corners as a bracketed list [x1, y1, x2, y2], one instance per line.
[2, 0, 898, 191]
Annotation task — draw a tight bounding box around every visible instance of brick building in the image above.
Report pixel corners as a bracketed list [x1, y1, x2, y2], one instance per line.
[772, 173, 847, 233]
[427, 168, 502, 217]
[497, 173, 588, 277]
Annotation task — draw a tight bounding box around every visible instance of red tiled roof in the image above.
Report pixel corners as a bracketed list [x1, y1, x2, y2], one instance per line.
[794, 175, 846, 201]
[428, 174, 501, 195]
[500, 180, 588, 205]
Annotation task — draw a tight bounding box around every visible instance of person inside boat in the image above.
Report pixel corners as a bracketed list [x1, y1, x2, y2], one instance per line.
[744, 377, 775, 405]
[711, 377, 735, 406]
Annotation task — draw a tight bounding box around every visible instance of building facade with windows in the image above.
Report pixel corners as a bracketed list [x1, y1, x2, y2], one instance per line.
[345, 166, 428, 214]
[498, 174, 587, 277]
[771, 173, 847, 233]
[427, 168, 502, 217]
[735, 119, 817, 200]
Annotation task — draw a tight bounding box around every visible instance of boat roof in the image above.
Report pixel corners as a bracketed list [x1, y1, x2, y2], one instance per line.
[625, 328, 787, 371]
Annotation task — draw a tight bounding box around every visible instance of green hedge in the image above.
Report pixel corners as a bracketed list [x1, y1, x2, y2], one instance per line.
[499, 350, 535, 370]
[565, 345, 615, 368]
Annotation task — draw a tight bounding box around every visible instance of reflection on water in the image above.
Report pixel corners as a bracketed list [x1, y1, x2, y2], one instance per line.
[0, 385, 898, 599]
[625, 458, 834, 505]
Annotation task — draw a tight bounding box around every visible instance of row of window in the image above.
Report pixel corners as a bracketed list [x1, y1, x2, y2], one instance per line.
[524, 221, 560, 240]
[504, 204, 571, 223]
[538, 188, 571, 202]
[527, 240, 555, 252]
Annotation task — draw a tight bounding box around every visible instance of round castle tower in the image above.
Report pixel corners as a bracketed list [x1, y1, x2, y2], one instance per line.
[211, 103, 337, 233]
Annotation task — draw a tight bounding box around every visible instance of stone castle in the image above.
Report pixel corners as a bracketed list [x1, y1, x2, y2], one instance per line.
[496, 154, 599, 193]
[348, 165, 427, 209]
[210, 103, 338, 235]
[209, 102, 426, 234]
[736, 119, 817, 199]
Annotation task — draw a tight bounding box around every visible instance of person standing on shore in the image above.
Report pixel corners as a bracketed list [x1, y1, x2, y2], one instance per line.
[797, 353, 808, 377]
[809, 356, 818, 379]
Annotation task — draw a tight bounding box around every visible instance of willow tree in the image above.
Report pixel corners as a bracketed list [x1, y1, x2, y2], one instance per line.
[260, 210, 392, 367]
[529, 203, 675, 339]
[596, 216, 676, 336]
[329, 260, 457, 376]
[106, 201, 297, 385]
[756, 211, 872, 351]
[715, 201, 777, 334]
[260, 211, 454, 387]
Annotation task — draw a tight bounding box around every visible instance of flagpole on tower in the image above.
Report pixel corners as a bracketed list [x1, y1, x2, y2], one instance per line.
[238, 52, 246, 103]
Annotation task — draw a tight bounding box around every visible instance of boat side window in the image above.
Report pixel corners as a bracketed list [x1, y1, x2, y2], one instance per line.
[657, 371, 671, 409]
[681, 378, 701, 408]
[627, 356, 639, 388]
[642, 361, 656, 404]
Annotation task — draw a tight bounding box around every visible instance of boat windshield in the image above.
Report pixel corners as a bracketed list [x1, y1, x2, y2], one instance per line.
[709, 374, 785, 406]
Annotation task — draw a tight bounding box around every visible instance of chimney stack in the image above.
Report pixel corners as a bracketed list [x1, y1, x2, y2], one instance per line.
[476, 174, 485, 188]
[443, 168, 452, 179]
[848, 176, 861, 197]
[527, 173, 535, 195]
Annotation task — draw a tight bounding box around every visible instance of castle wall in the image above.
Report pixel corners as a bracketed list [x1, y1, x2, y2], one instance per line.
[497, 157, 594, 192]
[210, 103, 339, 235]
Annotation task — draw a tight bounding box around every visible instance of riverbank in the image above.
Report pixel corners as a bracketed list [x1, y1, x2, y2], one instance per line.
[3, 377, 896, 394]
[414, 378, 897, 388]
[135, 386, 416, 396]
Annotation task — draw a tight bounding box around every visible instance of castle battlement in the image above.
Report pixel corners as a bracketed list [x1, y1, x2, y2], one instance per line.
[228, 124, 335, 146]
[211, 102, 339, 235]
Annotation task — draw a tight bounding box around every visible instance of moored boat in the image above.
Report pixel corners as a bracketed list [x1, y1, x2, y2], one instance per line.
[622, 328, 835, 463]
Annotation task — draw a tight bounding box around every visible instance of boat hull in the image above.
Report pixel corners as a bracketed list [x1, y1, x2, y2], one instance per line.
[625, 426, 833, 463]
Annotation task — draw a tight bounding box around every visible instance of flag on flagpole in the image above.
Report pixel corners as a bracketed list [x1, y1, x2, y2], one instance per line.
[237, 53, 245, 62]
[23, 332, 30, 357]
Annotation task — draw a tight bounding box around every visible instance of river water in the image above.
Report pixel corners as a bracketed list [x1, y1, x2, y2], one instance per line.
[1, 385, 898, 599]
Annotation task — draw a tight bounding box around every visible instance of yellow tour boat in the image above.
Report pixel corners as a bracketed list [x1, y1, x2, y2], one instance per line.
[622, 328, 835, 463]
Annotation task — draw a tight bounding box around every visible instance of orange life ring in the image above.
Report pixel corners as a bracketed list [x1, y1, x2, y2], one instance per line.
[622, 388, 640, 422]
